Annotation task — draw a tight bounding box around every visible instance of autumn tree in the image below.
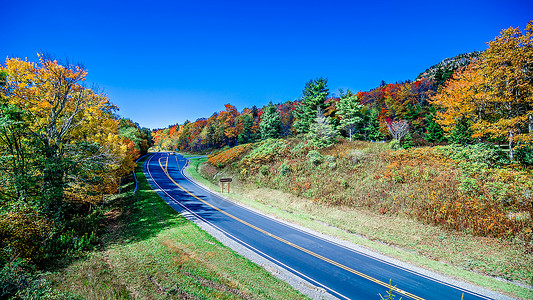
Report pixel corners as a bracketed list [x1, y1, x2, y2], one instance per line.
[430, 64, 485, 140]
[474, 21, 533, 160]
[432, 21, 533, 159]
[0, 54, 128, 217]
[293, 77, 329, 134]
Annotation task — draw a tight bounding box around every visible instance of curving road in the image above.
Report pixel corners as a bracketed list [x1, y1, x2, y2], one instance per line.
[143, 152, 505, 300]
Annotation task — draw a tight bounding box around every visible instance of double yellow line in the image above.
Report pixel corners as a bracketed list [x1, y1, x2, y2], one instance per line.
[157, 155, 424, 300]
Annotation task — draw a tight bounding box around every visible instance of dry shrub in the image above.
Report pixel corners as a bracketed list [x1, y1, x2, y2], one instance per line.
[382, 147, 533, 245]
[207, 143, 253, 168]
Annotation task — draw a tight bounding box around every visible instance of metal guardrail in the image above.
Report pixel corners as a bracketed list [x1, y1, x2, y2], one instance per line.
[133, 153, 153, 194]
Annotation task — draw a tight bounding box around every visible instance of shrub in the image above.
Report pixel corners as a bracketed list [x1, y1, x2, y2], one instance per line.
[259, 165, 270, 176]
[389, 140, 400, 150]
[240, 139, 290, 171]
[0, 205, 54, 264]
[290, 142, 310, 157]
[207, 143, 253, 167]
[307, 150, 324, 166]
[278, 163, 291, 176]
[436, 143, 508, 167]
[515, 145, 533, 165]
[0, 259, 80, 299]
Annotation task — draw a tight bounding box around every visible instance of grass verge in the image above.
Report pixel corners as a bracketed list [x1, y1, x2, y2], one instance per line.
[50, 157, 308, 299]
[186, 156, 533, 300]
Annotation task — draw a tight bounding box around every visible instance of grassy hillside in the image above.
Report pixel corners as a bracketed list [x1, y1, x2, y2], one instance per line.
[50, 158, 308, 299]
[189, 138, 533, 299]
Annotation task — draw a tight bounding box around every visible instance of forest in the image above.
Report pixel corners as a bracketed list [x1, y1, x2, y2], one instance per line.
[153, 22, 533, 164]
[0, 54, 153, 298]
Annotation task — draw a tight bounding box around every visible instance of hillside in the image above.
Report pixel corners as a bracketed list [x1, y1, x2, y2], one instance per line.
[189, 138, 533, 298]
[416, 51, 481, 86]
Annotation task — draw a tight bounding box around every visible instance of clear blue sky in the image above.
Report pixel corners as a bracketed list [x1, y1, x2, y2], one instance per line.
[2, 0, 532, 129]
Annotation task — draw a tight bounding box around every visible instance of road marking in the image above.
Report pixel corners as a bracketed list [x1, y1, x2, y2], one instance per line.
[157, 154, 425, 300]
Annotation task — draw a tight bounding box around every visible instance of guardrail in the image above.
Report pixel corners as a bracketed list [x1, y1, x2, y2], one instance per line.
[133, 153, 153, 194]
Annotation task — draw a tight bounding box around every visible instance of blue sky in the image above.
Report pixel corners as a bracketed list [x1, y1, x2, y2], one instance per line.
[2, 0, 532, 129]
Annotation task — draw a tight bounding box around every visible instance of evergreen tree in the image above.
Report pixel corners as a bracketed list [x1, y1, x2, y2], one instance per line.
[402, 131, 415, 149]
[423, 107, 445, 145]
[308, 108, 338, 149]
[365, 109, 384, 141]
[449, 118, 474, 145]
[337, 93, 363, 141]
[238, 114, 253, 144]
[260, 102, 282, 140]
[293, 77, 329, 134]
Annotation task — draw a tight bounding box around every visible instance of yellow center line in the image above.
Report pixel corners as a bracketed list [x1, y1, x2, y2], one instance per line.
[157, 156, 424, 300]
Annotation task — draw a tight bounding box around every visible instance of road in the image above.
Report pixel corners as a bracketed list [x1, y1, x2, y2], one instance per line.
[144, 152, 503, 300]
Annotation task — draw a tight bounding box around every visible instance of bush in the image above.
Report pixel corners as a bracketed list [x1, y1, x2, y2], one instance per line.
[259, 165, 270, 176]
[306, 150, 324, 166]
[436, 143, 508, 167]
[0, 259, 80, 299]
[515, 145, 533, 165]
[277, 163, 291, 176]
[389, 140, 400, 150]
[0, 205, 54, 264]
[207, 143, 253, 167]
[240, 139, 290, 171]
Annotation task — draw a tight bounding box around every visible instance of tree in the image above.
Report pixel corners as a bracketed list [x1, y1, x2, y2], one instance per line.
[293, 77, 329, 134]
[431, 21, 533, 160]
[449, 118, 474, 145]
[0, 54, 128, 218]
[423, 107, 445, 145]
[386, 120, 409, 143]
[308, 108, 338, 149]
[336, 93, 363, 141]
[238, 114, 254, 144]
[260, 102, 282, 140]
[430, 64, 484, 141]
[474, 21, 533, 160]
[365, 109, 384, 141]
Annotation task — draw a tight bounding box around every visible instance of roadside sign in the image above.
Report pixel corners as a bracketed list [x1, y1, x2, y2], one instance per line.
[220, 178, 232, 193]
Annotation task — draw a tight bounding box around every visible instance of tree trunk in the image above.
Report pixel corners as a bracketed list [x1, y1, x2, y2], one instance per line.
[509, 130, 514, 161]
[528, 114, 533, 134]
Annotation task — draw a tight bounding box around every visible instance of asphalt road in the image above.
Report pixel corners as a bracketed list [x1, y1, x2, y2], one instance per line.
[143, 152, 502, 300]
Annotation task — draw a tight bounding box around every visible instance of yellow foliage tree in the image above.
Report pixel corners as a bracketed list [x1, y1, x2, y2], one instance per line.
[0, 54, 130, 211]
[432, 21, 533, 159]
[475, 21, 533, 160]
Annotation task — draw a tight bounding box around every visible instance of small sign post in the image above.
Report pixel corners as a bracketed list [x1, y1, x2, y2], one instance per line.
[219, 178, 232, 193]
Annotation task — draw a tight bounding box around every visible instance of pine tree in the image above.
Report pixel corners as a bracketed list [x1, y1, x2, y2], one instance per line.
[365, 109, 384, 141]
[293, 77, 329, 134]
[424, 107, 445, 145]
[450, 118, 474, 145]
[260, 102, 282, 140]
[402, 131, 415, 149]
[308, 108, 338, 149]
[238, 114, 253, 144]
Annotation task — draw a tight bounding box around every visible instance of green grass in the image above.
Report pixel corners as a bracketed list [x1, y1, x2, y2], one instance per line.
[186, 157, 533, 300]
[50, 157, 308, 299]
